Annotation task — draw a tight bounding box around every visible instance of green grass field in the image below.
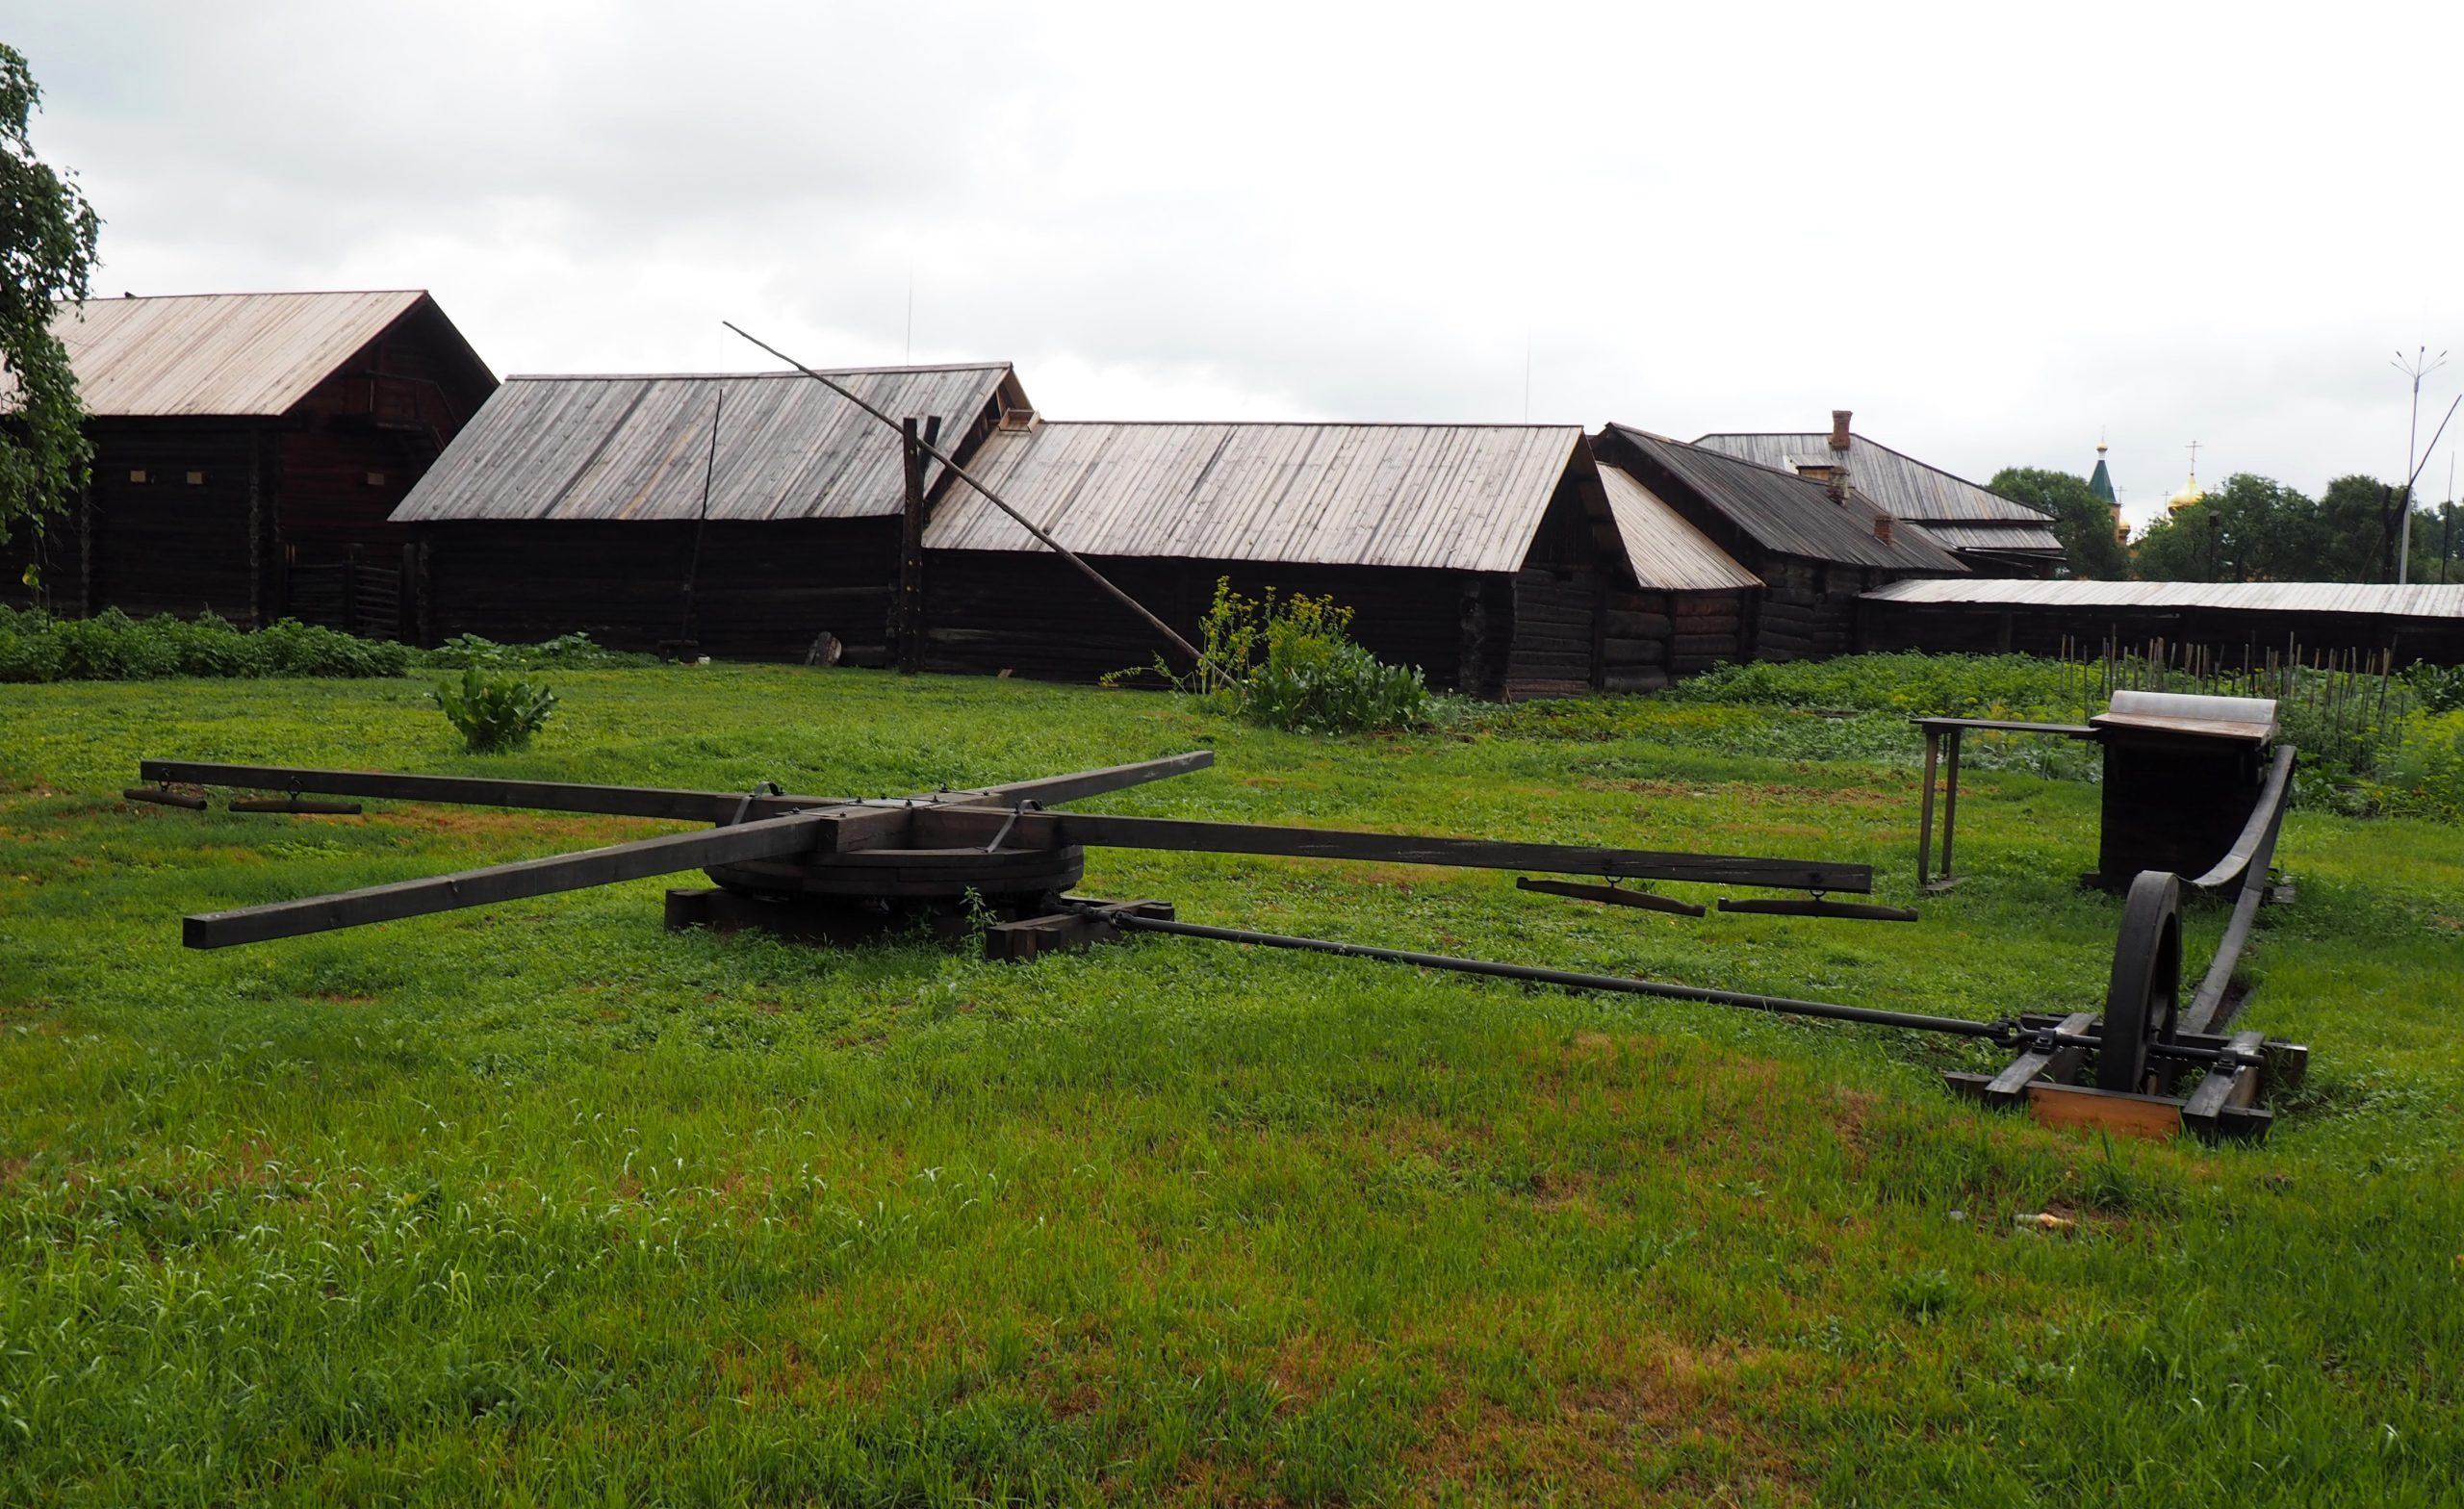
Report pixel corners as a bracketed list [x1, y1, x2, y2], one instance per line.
[2, 667, 2457, 1505]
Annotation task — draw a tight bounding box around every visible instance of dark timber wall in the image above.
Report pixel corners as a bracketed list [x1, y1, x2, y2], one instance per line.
[3, 298, 493, 635]
[1861, 599, 2464, 669]
[414, 518, 904, 663]
[922, 552, 1497, 693]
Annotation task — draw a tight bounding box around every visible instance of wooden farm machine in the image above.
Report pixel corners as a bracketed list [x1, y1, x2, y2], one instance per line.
[130, 728, 2303, 1143]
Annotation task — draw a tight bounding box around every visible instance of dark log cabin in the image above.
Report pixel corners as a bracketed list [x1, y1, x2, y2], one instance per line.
[1593, 459, 1764, 689]
[917, 422, 1645, 700]
[2, 291, 496, 635]
[394, 364, 1029, 663]
[1592, 425, 1966, 663]
[1694, 411, 2065, 577]
[1861, 578, 2464, 667]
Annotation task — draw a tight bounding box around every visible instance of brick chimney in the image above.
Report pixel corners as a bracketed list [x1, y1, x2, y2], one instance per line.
[1825, 410, 1853, 502]
[1873, 512, 1894, 547]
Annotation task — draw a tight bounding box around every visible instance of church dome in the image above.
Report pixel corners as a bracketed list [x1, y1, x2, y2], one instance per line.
[2168, 472, 2204, 510]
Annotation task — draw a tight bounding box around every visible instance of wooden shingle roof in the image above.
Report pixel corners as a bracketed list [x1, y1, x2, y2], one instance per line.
[924, 422, 1586, 572]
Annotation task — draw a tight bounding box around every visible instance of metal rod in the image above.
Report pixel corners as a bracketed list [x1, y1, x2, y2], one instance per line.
[1101, 911, 2013, 1041]
[722, 321, 1209, 668]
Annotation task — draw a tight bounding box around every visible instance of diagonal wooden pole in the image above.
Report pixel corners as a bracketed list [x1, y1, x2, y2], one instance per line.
[721, 320, 1209, 669]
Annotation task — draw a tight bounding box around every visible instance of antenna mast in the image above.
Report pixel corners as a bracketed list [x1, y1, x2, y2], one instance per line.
[2395, 345, 2449, 584]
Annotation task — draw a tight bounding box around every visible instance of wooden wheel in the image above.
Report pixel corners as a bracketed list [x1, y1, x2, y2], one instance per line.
[2097, 870, 2182, 1092]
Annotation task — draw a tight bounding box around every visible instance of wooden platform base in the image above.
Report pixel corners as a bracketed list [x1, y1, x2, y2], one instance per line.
[663, 888, 1174, 960]
[1945, 1013, 2303, 1144]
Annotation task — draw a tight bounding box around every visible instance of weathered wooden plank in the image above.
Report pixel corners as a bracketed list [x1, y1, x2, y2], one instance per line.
[2023, 1082, 2183, 1140]
[1515, 876, 1706, 917]
[1604, 610, 1674, 639]
[185, 810, 830, 948]
[1980, 1011, 2097, 1105]
[914, 808, 1874, 891]
[947, 751, 1214, 807]
[2180, 1030, 2268, 1138]
[141, 760, 835, 825]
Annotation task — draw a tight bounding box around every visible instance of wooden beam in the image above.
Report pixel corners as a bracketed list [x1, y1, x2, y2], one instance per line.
[1978, 1010, 2097, 1106]
[944, 751, 1215, 808]
[2022, 1081, 2183, 1141]
[138, 760, 855, 827]
[916, 807, 1872, 891]
[896, 417, 926, 674]
[1514, 876, 1706, 917]
[184, 809, 831, 949]
[982, 898, 1173, 961]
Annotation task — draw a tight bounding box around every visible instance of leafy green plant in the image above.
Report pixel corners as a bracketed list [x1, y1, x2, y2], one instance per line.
[431, 662, 559, 752]
[2400, 662, 2464, 715]
[0, 605, 409, 681]
[1136, 578, 1432, 734]
[417, 630, 652, 671]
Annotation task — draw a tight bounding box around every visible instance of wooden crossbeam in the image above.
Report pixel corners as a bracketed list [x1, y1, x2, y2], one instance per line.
[141, 760, 833, 825]
[911, 808, 1872, 891]
[183, 810, 831, 949]
[946, 751, 1214, 807]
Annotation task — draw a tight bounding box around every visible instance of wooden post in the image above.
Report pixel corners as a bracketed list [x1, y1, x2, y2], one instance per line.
[75, 482, 92, 618]
[341, 546, 359, 636]
[1938, 728, 1964, 880]
[244, 427, 264, 628]
[1916, 728, 1939, 887]
[897, 417, 926, 674]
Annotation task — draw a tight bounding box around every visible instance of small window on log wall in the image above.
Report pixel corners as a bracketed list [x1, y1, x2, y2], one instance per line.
[186, 471, 205, 485]
[128, 469, 149, 484]
[365, 472, 386, 487]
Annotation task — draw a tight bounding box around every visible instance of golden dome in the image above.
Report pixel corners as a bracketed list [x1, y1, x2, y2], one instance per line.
[2168, 472, 2204, 510]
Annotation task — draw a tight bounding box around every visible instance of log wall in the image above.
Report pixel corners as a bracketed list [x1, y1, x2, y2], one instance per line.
[415, 518, 903, 661]
[922, 551, 1490, 692]
[1861, 601, 2464, 669]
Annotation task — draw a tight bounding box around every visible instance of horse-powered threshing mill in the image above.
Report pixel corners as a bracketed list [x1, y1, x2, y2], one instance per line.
[127, 730, 2304, 1143]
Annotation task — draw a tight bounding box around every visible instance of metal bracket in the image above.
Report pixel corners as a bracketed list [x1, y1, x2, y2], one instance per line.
[727, 780, 784, 827]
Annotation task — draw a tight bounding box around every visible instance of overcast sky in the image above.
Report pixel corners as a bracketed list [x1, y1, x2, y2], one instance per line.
[9, 2, 2461, 529]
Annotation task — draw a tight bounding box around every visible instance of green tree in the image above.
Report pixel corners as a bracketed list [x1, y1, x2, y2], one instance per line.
[0, 43, 100, 555]
[1988, 466, 2127, 578]
[2130, 474, 2321, 582]
[2317, 473, 2402, 581]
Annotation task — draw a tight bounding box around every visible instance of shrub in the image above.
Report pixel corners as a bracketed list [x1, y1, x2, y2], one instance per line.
[2400, 662, 2464, 715]
[1148, 580, 1432, 734]
[2378, 710, 2464, 820]
[0, 605, 408, 681]
[432, 663, 559, 753]
[417, 630, 654, 671]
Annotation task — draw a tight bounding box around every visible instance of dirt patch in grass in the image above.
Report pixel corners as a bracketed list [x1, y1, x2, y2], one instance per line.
[1404, 1332, 1806, 1503]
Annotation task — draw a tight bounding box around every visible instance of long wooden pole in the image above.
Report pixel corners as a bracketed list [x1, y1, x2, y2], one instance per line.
[721, 320, 1207, 668]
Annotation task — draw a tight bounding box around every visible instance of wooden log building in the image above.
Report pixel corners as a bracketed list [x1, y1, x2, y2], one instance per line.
[2, 291, 497, 636]
[1593, 459, 1764, 690]
[916, 422, 1655, 699]
[1861, 578, 2464, 667]
[1592, 424, 1967, 663]
[1693, 412, 2064, 577]
[391, 363, 1031, 663]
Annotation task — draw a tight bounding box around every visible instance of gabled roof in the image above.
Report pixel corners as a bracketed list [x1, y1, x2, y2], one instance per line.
[923, 422, 1586, 573]
[1865, 577, 2464, 621]
[1602, 426, 1966, 574]
[43, 291, 458, 417]
[1596, 463, 1762, 591]
[391, 365, 1019, 524]
[1692, 429, 2061, 552]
